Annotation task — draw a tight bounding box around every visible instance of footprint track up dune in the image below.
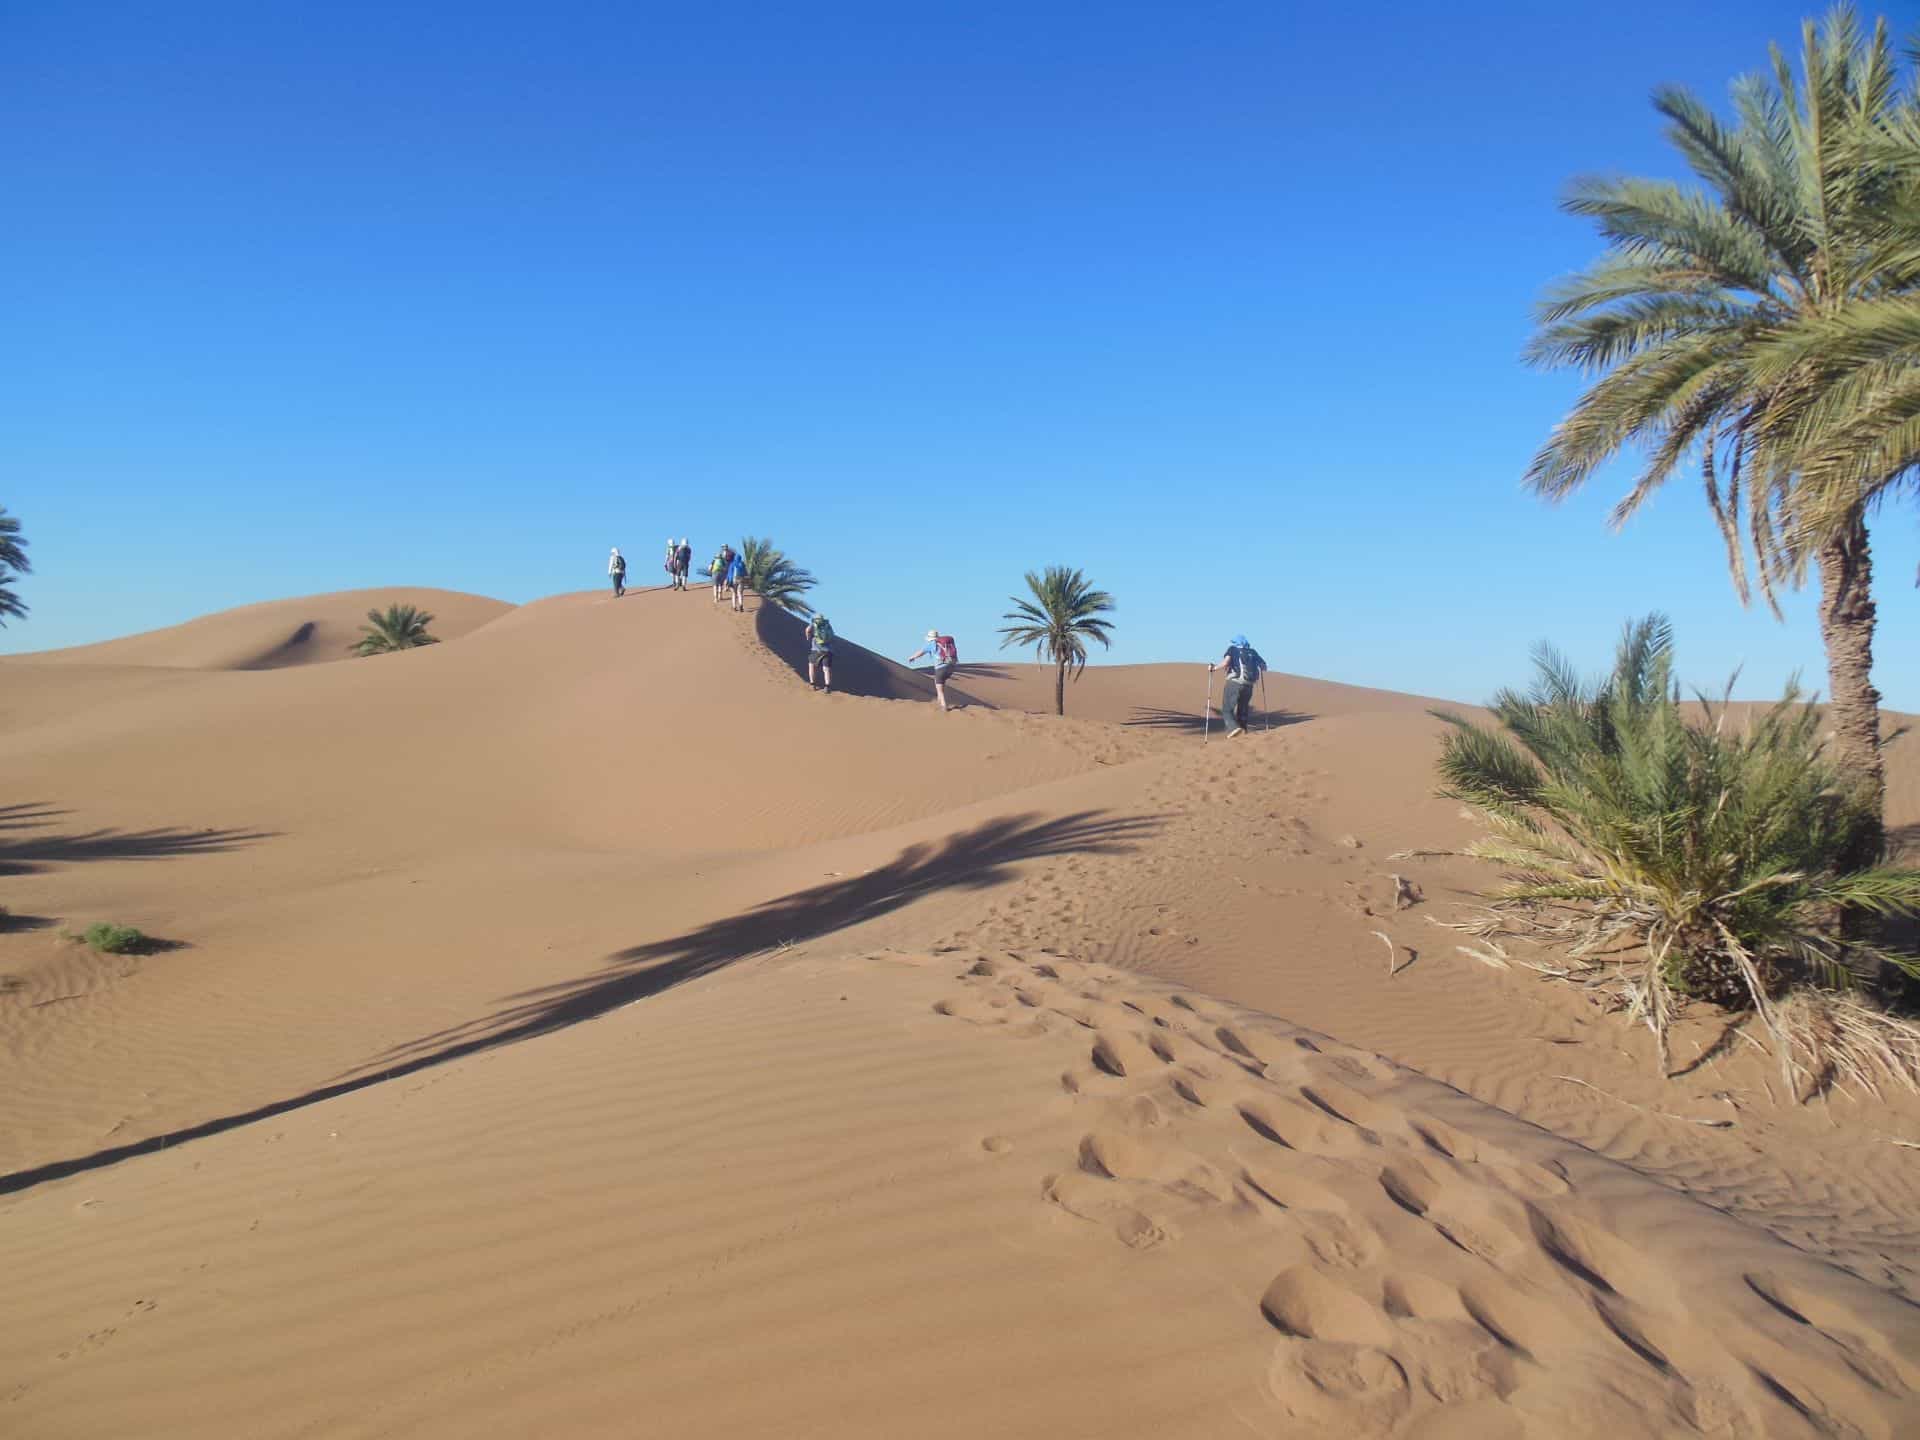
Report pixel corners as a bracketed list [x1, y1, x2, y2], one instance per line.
[934, 950, 1920, 1438]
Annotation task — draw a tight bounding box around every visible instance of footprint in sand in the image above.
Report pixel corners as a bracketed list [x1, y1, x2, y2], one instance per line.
[1238, 1096, 1363, 1160]
[1089, 1028, 1165, 1079]
[1042, 1171, 1177, 1250]
[1297, 1074, 1409, 1143]
[1378, 1158, 1531, 1267]
[1241, 1161, 1383, 1267]
[1078, 1130, 1232, 1204]
[1524, 1204, 1683, 1316]
[1410, 1117, 1572, 1199]
[1268, 1340, 1413, 1431]
[1744, 1270, 1920, 1393]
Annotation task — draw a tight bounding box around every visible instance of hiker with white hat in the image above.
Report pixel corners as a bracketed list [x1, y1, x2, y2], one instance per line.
[904, 628, 959, 712]
[608, 546, 627, 599]
[1208, 635, 1266, 738]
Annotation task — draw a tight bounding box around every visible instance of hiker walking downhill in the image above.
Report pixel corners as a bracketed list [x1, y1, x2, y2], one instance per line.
[1209, 634, 1266, 738]
[904, 629, 959, 712]
[609, 546, 627, 599]
[805, 614, 835, 691]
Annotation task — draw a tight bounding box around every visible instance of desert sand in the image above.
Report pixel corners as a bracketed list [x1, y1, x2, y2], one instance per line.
[3, 583, 1918, 1438]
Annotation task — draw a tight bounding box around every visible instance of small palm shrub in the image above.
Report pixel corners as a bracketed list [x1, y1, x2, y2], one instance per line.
[738, 537, 816, 614]
[82, 922, 147, 955]
[351, 604, 439, 656]
[1427, 614, 1920, 1096]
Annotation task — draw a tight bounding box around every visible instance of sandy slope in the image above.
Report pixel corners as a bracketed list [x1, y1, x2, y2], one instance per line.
[3, 588, 1919, 1438]
[9, 587, 514, 671]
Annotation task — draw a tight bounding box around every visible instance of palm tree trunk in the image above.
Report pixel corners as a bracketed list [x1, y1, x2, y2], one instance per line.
[1816, 507, 1884, 828]
[1054, 661, 1066, 717]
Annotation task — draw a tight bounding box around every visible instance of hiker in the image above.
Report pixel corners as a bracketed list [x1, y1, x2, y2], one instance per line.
[710, 545, 733, 602]
[608, 546, 627, 599]
[724, 547, 747, 612]
[674, 538, 693, 591]
[1209, 634, 1266, 738]
[805, 613, 835, 690]
[904, 629, 959, 712]
[663, 538, 678, 587]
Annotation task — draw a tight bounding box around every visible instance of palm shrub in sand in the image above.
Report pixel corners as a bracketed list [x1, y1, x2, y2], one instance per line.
[739, 537, 816, 615]
[351, 604, 439, 656]
[997, 566, 1115, 717]
[1425, 614, 1920, 1098]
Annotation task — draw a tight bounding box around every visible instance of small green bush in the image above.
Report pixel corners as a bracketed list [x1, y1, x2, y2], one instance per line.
[82, 922, 147, 955]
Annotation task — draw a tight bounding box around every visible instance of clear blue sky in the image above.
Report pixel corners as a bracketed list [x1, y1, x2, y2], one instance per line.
[5, 1, 1918, 707]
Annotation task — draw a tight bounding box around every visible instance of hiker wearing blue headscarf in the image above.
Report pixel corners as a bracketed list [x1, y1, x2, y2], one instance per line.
[1209, 634, 1266, 738]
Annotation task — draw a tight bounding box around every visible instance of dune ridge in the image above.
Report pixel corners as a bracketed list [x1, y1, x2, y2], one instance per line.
[3, 584, 1918, 1437]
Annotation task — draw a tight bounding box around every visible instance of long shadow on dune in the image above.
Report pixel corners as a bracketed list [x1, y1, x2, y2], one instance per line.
[0, 808, 1156, 1197]
[365, 808, 1159, 1071]
[1123, 706, 1313, 734]
[0, 815, 274, 877]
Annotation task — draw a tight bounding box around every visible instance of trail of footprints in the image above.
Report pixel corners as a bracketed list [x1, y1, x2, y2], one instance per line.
[932, 949, 1919, 1439]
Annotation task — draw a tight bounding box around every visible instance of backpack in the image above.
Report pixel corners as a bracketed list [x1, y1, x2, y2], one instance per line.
[1230, 644, 1265, 682]
[933, 635, 957, 666]
[811, 617, 835, 646]
[613, 553, 626, 574]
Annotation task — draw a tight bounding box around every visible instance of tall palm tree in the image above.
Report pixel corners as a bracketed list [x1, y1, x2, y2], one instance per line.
[998, 566, 1115, 716]
[739, 536, 817, 615]
[351, 604, 439, 656]
[1524, 8, 1919, 823]
[0, 505, 29, 625]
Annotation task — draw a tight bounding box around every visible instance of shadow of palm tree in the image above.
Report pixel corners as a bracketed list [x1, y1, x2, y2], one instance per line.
[366, 808, 1159, 1071]
[0, 824, 274, 877]
[1122, 706, 1313, 734]
[0, 802, 65, 832]
[0, 808, 1157, 1197]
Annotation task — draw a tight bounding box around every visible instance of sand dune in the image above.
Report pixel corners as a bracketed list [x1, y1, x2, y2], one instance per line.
[3, 587, 1918, 1438]
[11, 587, 514, 671]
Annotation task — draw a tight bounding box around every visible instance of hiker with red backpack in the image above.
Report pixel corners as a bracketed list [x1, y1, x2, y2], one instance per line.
[905, 629, 959, 712]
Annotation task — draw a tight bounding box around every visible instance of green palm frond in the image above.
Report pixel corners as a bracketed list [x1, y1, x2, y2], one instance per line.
[0, 505, 28, 625]
[739, 536, 817, 615]
[1528, 7, 1920, 583]
[351, 604, 439, 656]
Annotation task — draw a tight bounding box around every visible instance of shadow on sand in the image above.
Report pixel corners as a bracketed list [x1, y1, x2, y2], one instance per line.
[1122, 706, 1313, 734]
[0, 808, 1157, 1197]
[0, 805, 275, 878]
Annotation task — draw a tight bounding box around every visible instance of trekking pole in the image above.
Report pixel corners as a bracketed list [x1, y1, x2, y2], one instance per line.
[1261, 672, 1271, 731]
[1203, 667, 1213, 742]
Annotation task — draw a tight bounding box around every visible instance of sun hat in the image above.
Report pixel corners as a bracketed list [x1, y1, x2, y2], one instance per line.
[926, 629, 939, 641]
[1232, 634, 1248, 647]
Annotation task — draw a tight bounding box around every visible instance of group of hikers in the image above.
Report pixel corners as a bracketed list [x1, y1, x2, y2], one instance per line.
[605, 544, 1265, 732]
[607, 540, 746, 610]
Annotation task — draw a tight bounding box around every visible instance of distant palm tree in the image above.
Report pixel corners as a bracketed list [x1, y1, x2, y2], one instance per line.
[1524, 8, 1920, 826]
[739, 536, 817, 615]
[351, 604, 439, 656]
[998, 566, 1115, 716]
[0, 505, 29, 625]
